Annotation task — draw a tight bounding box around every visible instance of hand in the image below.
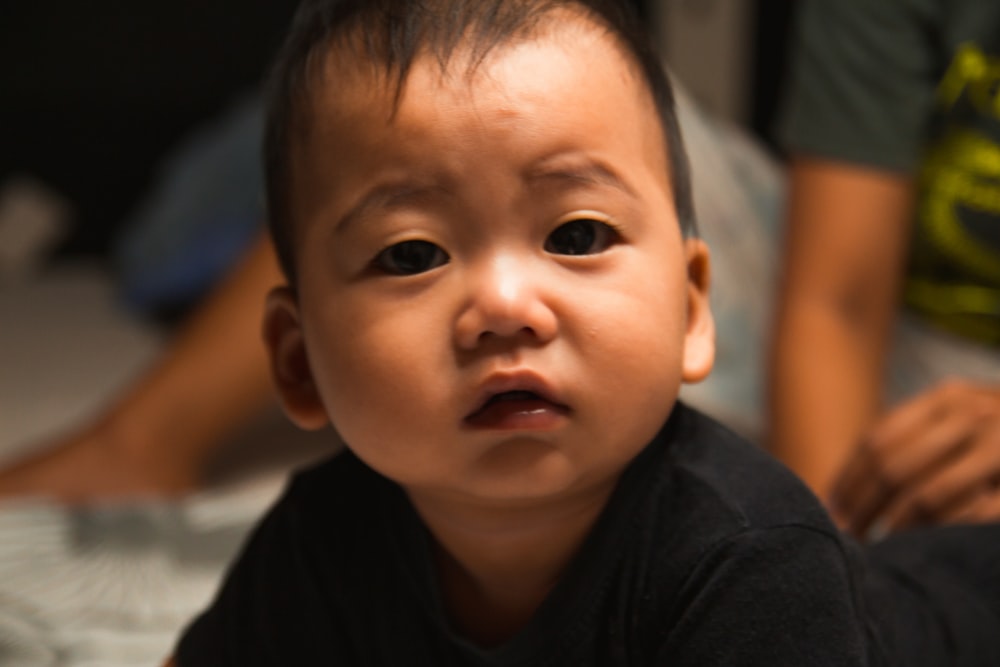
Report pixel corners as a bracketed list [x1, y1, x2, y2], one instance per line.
[0, 423, 199, 504]
[830, 379, 1000, 539]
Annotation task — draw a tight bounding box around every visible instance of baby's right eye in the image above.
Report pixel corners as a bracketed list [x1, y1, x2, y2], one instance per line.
[374, 240, 449, 275]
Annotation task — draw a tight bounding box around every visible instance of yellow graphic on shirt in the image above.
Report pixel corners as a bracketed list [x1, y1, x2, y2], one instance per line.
[906, 43, 1000, 345]
[936, 43, 1000, 119]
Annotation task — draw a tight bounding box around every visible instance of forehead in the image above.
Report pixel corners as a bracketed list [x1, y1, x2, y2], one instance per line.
[283, 10, 673, 232]
[303, 9, 656, 141]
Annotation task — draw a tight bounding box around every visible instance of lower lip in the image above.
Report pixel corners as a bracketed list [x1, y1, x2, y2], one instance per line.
[464, 399, 569, 430]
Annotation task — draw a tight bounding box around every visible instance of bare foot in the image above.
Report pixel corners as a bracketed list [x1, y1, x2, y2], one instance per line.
[0, 426, 199, 504]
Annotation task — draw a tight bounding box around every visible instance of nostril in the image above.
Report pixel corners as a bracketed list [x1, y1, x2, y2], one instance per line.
[454, 282, 557, 349]
[472, 326, 546, 353]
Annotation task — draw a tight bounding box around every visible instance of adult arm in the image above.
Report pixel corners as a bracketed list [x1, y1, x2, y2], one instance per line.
[769, 0, 1000, 535]
[767, 0, 930, 499]
[0, 231, 282, 502]
[767, 157, 914, 498]
[769, 161, 1000, 534]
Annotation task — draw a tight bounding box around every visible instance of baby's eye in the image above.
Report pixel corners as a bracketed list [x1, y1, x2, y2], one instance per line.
[374, 240, 449, 275]
[544, 218, 619, 256]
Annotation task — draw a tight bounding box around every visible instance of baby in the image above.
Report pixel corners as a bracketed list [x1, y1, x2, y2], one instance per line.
[171, 0, 1000, 664]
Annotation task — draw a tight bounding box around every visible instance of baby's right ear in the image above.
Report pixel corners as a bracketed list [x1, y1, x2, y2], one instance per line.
[262, 286, 330, 430]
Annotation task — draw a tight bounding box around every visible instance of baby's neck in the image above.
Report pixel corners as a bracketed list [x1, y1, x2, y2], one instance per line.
[409, 480, 617, 646]
[433, 540, 555, 646]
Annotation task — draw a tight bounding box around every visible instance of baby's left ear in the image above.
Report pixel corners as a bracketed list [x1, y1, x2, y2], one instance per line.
[681, 238, 715, 384]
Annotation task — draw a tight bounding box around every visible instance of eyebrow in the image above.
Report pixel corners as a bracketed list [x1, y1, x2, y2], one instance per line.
[334, 159, 635, 232]
[523, 159, 637, 198]
[334, 181, 449, 233]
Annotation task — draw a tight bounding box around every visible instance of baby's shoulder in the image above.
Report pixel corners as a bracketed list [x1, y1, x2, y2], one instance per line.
[662, 405, 837, 538]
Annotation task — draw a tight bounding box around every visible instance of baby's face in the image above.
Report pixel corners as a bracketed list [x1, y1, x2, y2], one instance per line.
[266, 16, 714, 507]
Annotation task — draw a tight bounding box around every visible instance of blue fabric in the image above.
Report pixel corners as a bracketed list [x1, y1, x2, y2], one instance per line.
[114, 92, 264, 312]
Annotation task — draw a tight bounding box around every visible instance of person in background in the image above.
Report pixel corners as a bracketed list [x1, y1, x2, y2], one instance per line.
[0, 232, 281, 501]
[769, 0, 1000, 539]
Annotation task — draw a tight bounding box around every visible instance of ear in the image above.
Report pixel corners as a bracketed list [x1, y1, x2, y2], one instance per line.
[680, 238, 715, 384]
[262, 286, 330, 430]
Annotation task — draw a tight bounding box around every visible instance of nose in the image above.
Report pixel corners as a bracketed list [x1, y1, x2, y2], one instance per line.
[454, 255, 559, 350]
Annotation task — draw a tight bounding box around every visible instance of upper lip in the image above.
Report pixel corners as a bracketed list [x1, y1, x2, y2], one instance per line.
[464, 370, 569, 420]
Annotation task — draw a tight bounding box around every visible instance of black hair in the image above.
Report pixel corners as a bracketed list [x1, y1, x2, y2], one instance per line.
[263, 0, 695, 282]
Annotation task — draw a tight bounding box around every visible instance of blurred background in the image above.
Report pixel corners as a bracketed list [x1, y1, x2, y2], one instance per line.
[0, 0, 296, 261]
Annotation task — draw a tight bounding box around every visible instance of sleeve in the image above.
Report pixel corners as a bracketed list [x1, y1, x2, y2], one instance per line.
[778, 0, 940, 173]
[862, 525, 1000, 665]
[172, 490, 353, 667]
[656, 525, 876, 666]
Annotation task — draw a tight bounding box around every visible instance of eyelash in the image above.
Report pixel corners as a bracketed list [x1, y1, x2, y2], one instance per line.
[371, 216, 622, 276]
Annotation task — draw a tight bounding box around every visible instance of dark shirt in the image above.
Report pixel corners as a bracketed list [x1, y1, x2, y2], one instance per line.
[780, 0, 1000, 345]
[176, 403, 1000, 665]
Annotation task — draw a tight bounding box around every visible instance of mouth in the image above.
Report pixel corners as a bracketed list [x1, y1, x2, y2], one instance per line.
[464, 379, 570, 430]
[479, 389, 550, 409]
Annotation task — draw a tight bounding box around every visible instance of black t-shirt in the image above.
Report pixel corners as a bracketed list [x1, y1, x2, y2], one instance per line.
[175, 404, 1000, 666]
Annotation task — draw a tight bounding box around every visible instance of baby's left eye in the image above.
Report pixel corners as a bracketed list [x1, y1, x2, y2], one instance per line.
[544, 218, 619, 256]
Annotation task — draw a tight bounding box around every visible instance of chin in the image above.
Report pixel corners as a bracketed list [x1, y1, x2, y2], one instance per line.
[458, 440, 618, 504]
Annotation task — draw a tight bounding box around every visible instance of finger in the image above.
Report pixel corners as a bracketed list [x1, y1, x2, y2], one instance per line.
[947, 486, 1000, 525]
[865, 382, 962, 447]
[830, 381, 996, 536]
[833, 410, 981, 537]
[830, 391, 946, 516]
[882, 432, 1000, 531]
[828, 443, 888, 538]
[830, 408, 923, 531]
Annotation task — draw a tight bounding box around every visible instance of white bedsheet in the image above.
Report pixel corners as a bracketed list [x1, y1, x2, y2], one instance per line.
[0, 265, 286, 666]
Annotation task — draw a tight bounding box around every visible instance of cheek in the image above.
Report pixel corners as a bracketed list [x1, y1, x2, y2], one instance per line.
[575, 263, 688, 408]
[588, 316, 684, 404]
[590, 319, 685, 461]
[301, 294, 452, 446]
[581, 255, 687, 354]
